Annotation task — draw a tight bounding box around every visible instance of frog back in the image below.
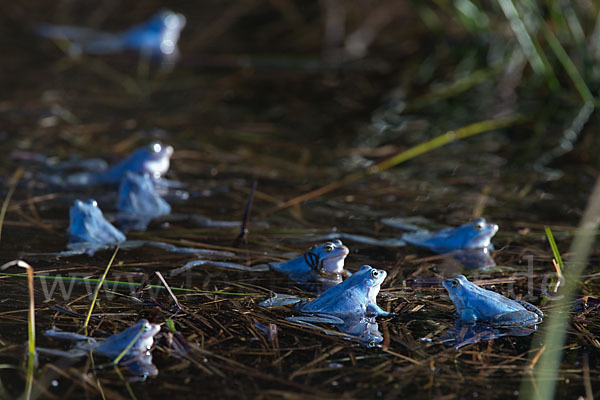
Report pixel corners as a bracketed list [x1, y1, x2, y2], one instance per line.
[465, 286, 527, 320]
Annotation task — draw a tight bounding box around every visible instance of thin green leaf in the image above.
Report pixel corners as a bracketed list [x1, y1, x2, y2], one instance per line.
[83, 247, 120, 331]
[544, 225, 564, 272]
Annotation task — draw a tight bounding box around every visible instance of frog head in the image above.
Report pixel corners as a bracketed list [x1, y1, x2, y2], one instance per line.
[94, 319, 161, 359]
[303, 240, 349, 275]
[156, 10, 186, 56]
[137, 142, 174, 179]
[443, 275, 470, 308]
[453, 218, 498, 249]
[352, 265, 387, 305]
[123, 10, 186, 58]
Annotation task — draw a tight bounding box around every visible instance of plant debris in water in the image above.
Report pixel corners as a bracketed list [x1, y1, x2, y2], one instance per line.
[1, 1, 600, 399]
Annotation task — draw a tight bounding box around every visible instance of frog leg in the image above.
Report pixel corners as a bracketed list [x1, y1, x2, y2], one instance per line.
[459, 308, 479, 323]
[515, 301, 544, 320]
[366, 303, 396, 317]
[286, 314, 345, 325]
[35, 346, 88, 358]
[258, 293, 305, 307]
[490, 311, 540, 326]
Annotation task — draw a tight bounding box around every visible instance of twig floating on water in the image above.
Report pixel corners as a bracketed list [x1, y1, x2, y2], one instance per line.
[155, 271, 184, 311]
[0, 168, 24, 243]
[235, 180, 257, 243]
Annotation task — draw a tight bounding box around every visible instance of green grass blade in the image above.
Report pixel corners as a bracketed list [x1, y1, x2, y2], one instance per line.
[113, 365, 137, 400]
[544, 226, 564, 271]
[264, 114, 526, 215]
[83, 247, 120, 331]
[112, 324, 146, 365]
[406, 63, 504, 111]
[541, 23, 595, 104]
[1, 260, 36, 400]
[522, 178, 600, 400]
[0, 168, 23, 243]
[497, 0, 546, 76]
[368, 114, 524, 173]
[88, 354, 106, 400]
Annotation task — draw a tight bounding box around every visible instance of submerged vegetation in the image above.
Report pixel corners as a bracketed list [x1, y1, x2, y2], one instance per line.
[0, 0, 600, 399]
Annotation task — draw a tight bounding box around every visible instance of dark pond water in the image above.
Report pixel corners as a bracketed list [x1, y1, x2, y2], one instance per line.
[1, 1, 600, 399]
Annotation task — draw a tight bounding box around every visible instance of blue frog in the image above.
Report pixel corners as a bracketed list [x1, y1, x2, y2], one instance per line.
[44, 320, 161, 377]
[64, 199, 234, 258]
[90, 320, 161, 361]
[67, 199, 126, 254]
[271, 240, 350, 289]
[36, 10, 186, 63]
[117, 172, 171, 232]
[442, 275, 543, 326]
[297, 265, 393, 319]
[40, 142, 174, 188]
[402, 218, 498, 254]
[93, 142, 174, 185]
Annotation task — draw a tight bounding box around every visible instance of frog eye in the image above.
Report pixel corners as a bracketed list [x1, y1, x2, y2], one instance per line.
[149, 142, 162, 153]
[451, 279, 459, 288]
[370, 270, 380, 279]
[323, 243, 334, 252]
[474, 221, 486, 231]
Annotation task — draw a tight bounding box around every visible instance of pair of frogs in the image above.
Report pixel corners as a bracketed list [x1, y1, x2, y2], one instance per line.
[63, 142, 179, 255]
[268, 240, 392, 329]
[61, 142, 245, 260]
[404, 218, 540, 327]
[274, 219, 542, 330]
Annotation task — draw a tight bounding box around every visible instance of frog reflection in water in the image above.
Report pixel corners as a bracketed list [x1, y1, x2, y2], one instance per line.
[36, 10, 186, 65]
[44, 320, 160, 377]
[402, 218, 498, 268]
[443, 275, 543, 326]
[42, 142, 174, 188]
[117, 172, 171, 232]
[271, 240, 350, 289]
[334, 314, 383, 346]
